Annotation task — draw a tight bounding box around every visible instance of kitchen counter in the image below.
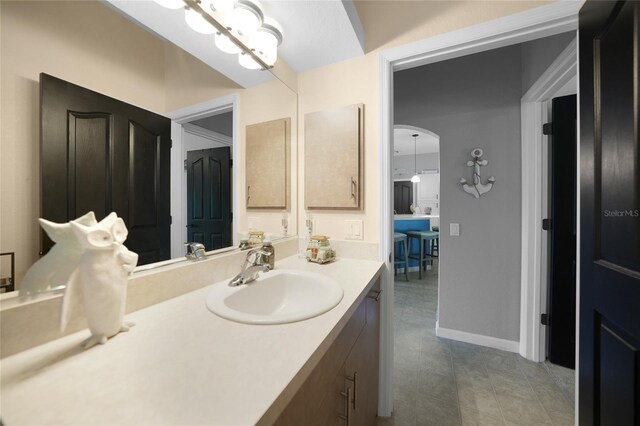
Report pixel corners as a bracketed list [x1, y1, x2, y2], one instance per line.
[394, 214, 439, 220]
[0, 256, 383, 425]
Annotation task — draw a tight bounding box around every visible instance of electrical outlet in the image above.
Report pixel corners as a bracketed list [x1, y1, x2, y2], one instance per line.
[345, 220, 363, 240]
[450, 223, 460, 236]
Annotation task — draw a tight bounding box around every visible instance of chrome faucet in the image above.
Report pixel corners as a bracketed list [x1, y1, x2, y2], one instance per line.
[229, 248, 271, 286]
[185, 242, 206, 260]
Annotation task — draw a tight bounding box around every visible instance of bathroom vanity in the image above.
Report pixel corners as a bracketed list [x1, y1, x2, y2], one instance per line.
[0, 256, 383, 425]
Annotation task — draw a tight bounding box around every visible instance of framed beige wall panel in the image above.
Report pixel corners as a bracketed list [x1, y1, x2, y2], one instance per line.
[245, 117, 290, 209]
[305, 104, 363, 209]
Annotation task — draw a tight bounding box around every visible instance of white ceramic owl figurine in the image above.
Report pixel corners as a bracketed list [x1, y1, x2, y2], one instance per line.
[19, 212, 97, 297]
[65, 212, 138, 349]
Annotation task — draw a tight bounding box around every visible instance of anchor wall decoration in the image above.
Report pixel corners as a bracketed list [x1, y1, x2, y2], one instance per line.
[460, 148, 495, 198]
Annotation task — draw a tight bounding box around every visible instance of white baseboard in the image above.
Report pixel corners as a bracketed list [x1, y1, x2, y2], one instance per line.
[436, 321, 520, 353]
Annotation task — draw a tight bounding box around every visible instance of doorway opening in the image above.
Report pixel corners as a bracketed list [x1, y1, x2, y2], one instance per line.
[167, 95, 238, 260]
[384, 31, 578, 425]
[182, 111, 233, 253]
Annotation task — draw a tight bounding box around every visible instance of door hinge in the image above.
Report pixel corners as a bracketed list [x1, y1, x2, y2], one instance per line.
[170, 215, 172, 225]
[184, 159, 187, 169]
[542, 122, 553, 135]
[542, 218, 551, 231]
[229, 158, 233, 168]
[541, 313, 551, 326]
[170, 139, 173, 149]
[230, 212, 233, 222]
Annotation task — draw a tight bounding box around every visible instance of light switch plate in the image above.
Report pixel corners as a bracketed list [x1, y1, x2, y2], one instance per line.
[450, 223, 460, 236]
[345, 220, 363, 240]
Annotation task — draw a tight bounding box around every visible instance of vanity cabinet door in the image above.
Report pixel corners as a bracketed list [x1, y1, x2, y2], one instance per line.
[272, 299, 366, 426]
[246, 118, 290, 209]
[271, 278, 380, 426]
[305, 104, 363, 209]
[344, 279, 381, 426]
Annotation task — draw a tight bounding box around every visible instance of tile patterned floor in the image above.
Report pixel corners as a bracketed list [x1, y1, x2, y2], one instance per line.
[377, 262, 575, 426]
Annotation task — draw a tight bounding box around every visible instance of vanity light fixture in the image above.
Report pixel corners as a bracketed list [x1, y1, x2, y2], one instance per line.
[154, 0, 184, 9]
[411, 134, 421, 183]
[154, 0, 283, 70]
[185, 6, 216, 34]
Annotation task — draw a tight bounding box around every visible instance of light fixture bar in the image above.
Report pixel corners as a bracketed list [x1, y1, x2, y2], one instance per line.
[183, 0, 272, 70]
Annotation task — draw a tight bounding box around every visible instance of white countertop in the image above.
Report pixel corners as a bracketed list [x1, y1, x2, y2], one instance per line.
[394, 214, 439, 220]
[0, 256, 383, 425]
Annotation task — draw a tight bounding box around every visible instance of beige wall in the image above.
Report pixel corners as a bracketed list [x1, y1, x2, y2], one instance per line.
[164, 45, 241, 112]
[297, 0, 553, 244]
[354, 0, 553, 53]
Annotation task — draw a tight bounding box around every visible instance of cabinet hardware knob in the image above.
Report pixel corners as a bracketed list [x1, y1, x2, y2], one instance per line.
[345, 372, 358, 410]
[339, 386, 352, 424]
[350, 177, 357, 202]
[367, 289, 383, 302]
[247, 185, 250, 203]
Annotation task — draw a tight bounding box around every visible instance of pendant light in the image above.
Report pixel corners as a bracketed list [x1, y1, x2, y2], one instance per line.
[411, 134, 421, 183]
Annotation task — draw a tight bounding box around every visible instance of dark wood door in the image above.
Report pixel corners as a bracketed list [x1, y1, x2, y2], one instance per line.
[579, 1, 640, 424]
[394, 181, 413, 214]
[40, 74, 171, 266]
[186, 148, 232, 251]
[547, 94, 577, 369]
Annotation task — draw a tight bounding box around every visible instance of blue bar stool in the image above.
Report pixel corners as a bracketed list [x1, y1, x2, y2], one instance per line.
[394, 232, 409, 281]
[407, 230, 439, 279]
[430, 226, 439, 257]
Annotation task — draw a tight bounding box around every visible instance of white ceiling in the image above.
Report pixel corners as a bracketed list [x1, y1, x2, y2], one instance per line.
[266, 0, 365, 73]
[393, 128, 439, 156]
[104, 0, 365, 88]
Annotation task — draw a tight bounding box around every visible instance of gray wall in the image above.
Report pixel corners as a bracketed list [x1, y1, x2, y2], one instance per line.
[190, 111, 233, 137]
[521, 32, 574, 95]
[395, 45, 523, 341]
[394, 33, 573, 342]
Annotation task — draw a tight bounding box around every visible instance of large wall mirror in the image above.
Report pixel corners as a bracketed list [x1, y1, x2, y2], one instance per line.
[0, 0, 298, 295]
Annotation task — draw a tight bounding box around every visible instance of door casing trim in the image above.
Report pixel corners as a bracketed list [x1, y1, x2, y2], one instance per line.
[166, 94, 239, 259]
[377, 1, 581, 416]
[519, 38, 577, 364]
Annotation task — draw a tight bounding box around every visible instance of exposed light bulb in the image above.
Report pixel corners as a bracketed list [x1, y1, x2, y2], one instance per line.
[255, 29, 278, 65]
[185, 7, 215, 34]
[215, 33, 241, 54]
[238, 52, 262, 70]
[209, 0, 234, 13]
[205, 0, 234, 23]
[153, 0, 184, 9]
[230, 6, 261, 37]
[411, 175, 421, 183]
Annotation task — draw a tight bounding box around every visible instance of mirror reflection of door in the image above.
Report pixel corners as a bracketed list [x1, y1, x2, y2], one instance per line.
[40, 73, 171, 266]
[186, 148, 232, 251]
[394, 181, 413, 214]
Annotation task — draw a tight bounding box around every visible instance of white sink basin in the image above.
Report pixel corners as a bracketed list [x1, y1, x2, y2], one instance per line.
[205, 269, 344, 324]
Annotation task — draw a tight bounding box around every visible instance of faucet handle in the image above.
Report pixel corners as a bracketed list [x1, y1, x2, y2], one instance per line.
[247, 248, 270, 259]
[185, 242, 206, 260]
